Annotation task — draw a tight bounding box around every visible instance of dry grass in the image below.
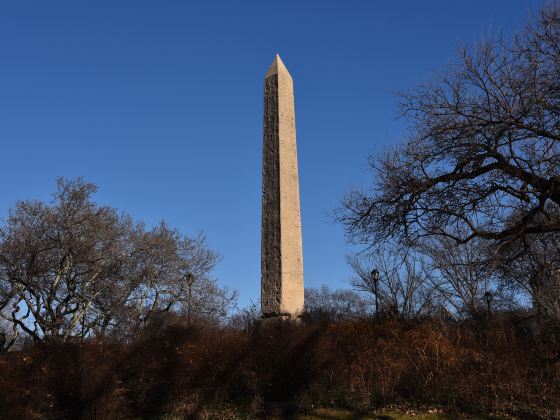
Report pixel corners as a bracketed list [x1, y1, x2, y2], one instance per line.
[0, 317, 558, 419]
[298, 408, 493, 420]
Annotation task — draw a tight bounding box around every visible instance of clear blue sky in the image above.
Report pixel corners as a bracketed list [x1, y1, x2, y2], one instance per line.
[0, 0, 545, 308]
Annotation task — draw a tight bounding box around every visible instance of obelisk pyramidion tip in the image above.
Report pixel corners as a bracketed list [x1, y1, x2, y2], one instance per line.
[265, 54, 292, 79]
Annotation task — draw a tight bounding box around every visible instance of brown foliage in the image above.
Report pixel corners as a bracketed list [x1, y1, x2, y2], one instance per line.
[0, 316, 558, 419]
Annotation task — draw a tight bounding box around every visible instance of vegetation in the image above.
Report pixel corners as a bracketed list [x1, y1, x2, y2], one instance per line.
[338, 3, 560, 248]
[337, 3, 560, 325]
[0, 312, 558, 418]
[0, 178, 236, 350]
[2, 3, 560, 419]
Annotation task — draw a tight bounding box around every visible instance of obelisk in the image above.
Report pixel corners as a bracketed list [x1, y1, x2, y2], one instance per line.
[261, 54, 304, 319]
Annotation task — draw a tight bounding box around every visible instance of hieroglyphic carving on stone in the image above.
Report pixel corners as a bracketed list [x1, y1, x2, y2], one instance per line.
[261, 74, 282, 314]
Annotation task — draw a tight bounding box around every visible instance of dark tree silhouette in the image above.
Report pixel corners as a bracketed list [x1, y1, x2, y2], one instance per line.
[0, 178, 234, 348]
[338, 4, 560, 253]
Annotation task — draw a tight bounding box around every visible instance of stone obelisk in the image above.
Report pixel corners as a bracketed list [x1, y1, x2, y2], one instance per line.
[261, 54, 304, 319]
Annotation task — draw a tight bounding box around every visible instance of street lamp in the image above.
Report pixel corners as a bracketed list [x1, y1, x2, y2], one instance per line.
[484, 291, 493, 320]
[371, 269, 380, 320]
[186, 272, 195, 327]
[483, 290, 494, 408]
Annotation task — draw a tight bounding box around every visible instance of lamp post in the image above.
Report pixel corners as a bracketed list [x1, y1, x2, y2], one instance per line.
[484, 291, 493, 321]
[483, 290, 493, 409]
[186, 272, 195, 327]
[371, 269, 380, 320]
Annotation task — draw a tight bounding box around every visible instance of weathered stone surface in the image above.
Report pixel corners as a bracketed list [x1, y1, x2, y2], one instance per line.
[261, 55, 304, 318]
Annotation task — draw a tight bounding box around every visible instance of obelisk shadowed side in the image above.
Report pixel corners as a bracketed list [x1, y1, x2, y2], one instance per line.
[261, 55, 304, 318]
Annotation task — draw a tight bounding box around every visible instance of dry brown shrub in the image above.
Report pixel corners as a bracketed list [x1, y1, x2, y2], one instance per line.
[0, 316, 558, 418]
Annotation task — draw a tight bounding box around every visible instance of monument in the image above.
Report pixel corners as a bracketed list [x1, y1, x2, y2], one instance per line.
[261, 55, 304, 319]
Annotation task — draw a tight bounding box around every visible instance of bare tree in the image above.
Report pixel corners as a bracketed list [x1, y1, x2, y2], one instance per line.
[105, 224, 233, 338]
[538, 272, 560, 323]
[0, 178, 127, 342]
[304, 285, 371, 320]
[0, 258, 16, 350]
[419, 233, 496, 318]
[0, 178, 233, 344]
[0, 318, 18, 352]
[228, 301, 261, 331]
[337, 4, 560, 254]
[496, 232, 560, 320]
[347, 251, 435, 319]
